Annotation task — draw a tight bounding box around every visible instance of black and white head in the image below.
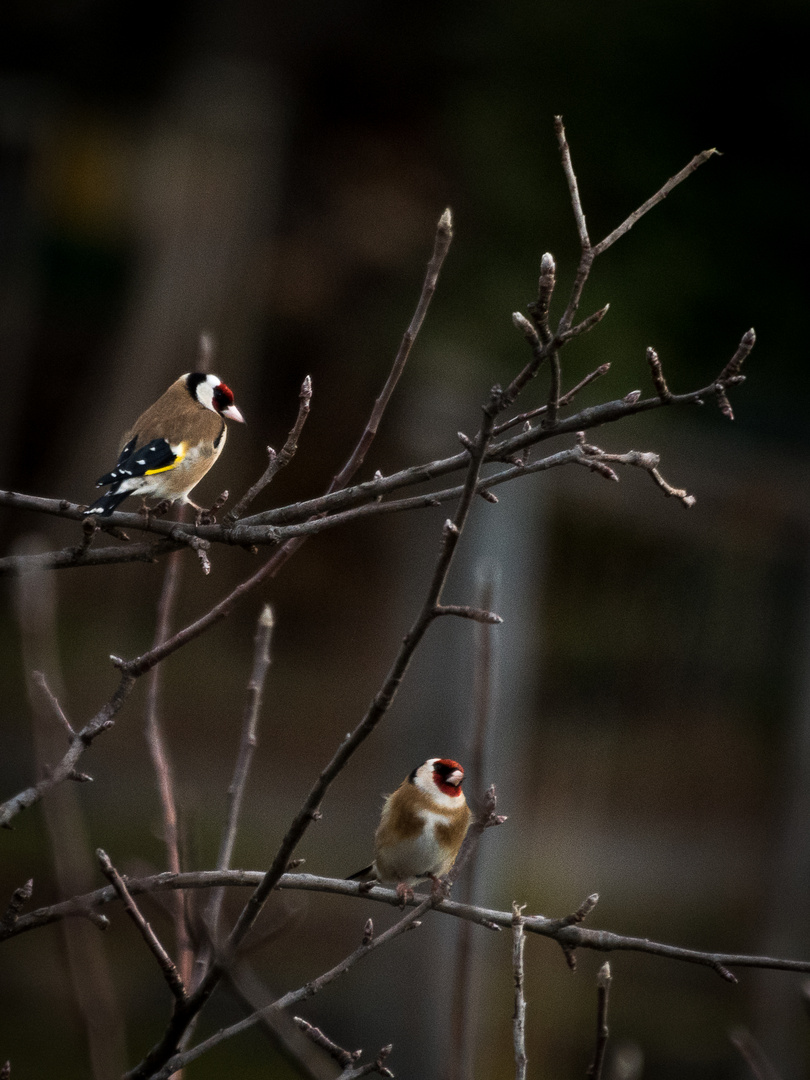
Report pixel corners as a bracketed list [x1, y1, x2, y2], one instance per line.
[186, 373, 245, 423]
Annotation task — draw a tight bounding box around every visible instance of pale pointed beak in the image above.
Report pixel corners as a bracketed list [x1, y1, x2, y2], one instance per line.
[222, 404, 245, 423]
[446, 769, 464, 787]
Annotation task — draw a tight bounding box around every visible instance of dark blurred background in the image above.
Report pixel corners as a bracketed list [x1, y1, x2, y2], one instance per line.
[2, 0, 810, 1077]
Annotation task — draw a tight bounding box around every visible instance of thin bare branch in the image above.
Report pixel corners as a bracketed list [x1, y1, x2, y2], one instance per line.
[543, 349, 563, 429]
[13, 542, 126, 1078]
[31, 671, 75, 737]
[558, 303, 610, 342]
[293, 1018, 362, 1069]
[575, 437, 697, 508]
[555, 116, 590, 249]
[339, 1045, 395, 1080]
[143, 537, 192, 990]
[0, 536, 176, 574]
[446, 574, 497, 1080]
[204, 604, 274, 944]
[97, 849, 187, 1002]
[330, 207, 453, 492]
[593, 148, 720, 256]
[492, 363, 611, 436]
[225, 375, 313, 523]
[646, 347, 671, 402]
[226, 965, 339, 1080]
[587, 963, 612, 1080]
[528, 252, 556, 343]
[719, 328, 756, 382]
[506, 312, 550, 408]
[0, 672, 134, 828]
[512, 902, 528, 1080]
[141, 897, 433, 1080]
[435, 604, 503, 624]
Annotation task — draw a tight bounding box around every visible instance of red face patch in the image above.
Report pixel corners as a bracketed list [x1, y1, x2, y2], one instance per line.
[213, 382, 235, 412]
[433, 758, 464, 796]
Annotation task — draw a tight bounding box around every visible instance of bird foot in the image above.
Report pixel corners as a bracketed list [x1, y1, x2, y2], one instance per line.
[429, 874, 451, 902]
[357, 880, 375, 895]
[189, 490, 229, 526]
[139, 499, 171, 527]
[395, 882, 415, 907]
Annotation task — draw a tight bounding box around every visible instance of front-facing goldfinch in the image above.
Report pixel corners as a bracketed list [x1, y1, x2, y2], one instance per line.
[349, 758, 473, 901]
[86, 372, 244, 516]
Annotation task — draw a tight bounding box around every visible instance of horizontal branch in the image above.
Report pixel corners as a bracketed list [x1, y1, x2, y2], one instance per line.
[6, 870, 810, 979]
[0, 361, 746, 574]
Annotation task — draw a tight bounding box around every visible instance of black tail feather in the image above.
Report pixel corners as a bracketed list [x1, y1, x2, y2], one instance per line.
[86, 488, 130, 516]
[347, 864, 374, 882]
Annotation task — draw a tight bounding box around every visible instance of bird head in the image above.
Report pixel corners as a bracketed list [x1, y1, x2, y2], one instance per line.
[186, 372, 245, 423]
[411, 757, 466, 798]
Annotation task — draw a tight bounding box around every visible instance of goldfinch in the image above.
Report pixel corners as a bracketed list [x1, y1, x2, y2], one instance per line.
[349, 758, 472, 901]
[86, 372, 244, 516]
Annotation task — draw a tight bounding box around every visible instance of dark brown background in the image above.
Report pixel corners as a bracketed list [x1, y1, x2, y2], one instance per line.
[1, 1, 809, 1077]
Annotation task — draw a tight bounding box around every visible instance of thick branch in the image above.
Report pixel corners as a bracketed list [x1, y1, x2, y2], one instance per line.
[8, 871, 810, 982]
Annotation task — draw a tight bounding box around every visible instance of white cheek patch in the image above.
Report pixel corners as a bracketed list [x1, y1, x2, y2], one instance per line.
[195, 379, 217, 412]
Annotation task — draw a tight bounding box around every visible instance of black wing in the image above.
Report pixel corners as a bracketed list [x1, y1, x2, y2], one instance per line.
[95, 437, 178, 487]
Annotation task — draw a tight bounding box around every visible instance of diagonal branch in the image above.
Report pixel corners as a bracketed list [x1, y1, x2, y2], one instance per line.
[97, 849, 187, 1003]
[142, 896, 433, 1080]
[225, 375, 313, 523]
[593, 148, 719, 257]
[329, 207, 453, 492]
